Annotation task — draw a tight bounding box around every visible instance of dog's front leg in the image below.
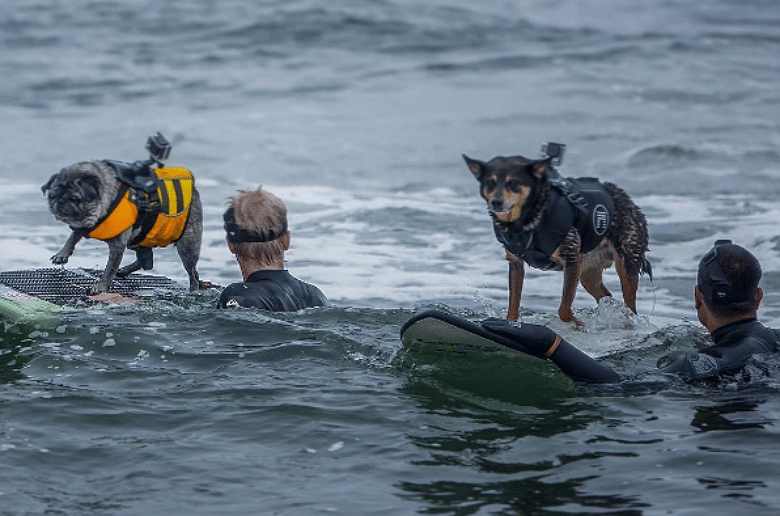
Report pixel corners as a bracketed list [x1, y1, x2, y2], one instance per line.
[559, 260, 582, 327]
[506, 251, 524, 321]
[614, 254, 639, 313]
[51, 231, 82, 265]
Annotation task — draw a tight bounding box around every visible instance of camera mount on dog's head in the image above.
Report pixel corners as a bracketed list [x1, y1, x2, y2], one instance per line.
[541, 142, 566, 166]
[110, 132, 171, 194]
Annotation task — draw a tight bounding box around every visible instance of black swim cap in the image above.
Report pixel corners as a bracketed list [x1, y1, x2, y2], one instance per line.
[697, 239, 760, 305]
[223, 207, 288, 243]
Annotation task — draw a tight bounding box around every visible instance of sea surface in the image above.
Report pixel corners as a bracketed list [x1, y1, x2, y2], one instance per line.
[2, 0, 780, 514]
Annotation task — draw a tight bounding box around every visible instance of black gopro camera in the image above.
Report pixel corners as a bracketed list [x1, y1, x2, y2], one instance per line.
[110, 132, 172, 192]
[541, 142, 565, 166]
[146, 132, 171, 164]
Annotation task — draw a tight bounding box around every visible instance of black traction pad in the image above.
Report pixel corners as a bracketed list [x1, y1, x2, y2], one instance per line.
[0, 268, 186, 307]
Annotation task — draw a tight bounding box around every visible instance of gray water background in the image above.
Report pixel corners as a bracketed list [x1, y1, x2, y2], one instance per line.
[2, 0, 780, 514]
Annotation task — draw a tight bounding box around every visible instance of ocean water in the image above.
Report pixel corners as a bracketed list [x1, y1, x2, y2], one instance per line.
[2, 0, 780, 514]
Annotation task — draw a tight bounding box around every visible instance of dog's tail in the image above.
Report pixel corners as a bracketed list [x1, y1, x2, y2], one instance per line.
[641, 256, 653, 281]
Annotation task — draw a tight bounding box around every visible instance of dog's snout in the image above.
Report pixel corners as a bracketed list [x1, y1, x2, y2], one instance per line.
[490, 198, 504, 211]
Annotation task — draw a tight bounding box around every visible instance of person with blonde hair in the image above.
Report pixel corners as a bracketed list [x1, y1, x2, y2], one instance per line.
[218, 186, 327, 311]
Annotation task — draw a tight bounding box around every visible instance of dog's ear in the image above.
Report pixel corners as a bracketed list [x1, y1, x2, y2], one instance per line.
[78, 175, 101, 202]
[531, 157, 553, 179]
[41, 174, 58, 195]
[462, 154, 484, 179]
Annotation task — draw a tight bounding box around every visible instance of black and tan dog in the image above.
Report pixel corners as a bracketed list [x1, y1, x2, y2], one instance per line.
[464, 153, 651, 325]
[42, 135, 203, 294]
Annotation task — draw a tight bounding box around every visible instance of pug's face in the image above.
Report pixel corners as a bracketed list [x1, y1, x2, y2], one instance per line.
[42, 162, 110, 228]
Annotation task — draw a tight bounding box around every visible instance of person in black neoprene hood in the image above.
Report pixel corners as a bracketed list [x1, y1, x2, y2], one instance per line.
[218, 186, 327, 311]
[481, 240, 780, 384]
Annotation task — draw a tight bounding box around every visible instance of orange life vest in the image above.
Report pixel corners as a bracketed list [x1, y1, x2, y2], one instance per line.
[85, 167, 195, 248]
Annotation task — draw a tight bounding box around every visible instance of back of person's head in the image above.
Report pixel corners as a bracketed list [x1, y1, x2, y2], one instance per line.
[225, 186, 288, 266]
[697, 240, 761, 318]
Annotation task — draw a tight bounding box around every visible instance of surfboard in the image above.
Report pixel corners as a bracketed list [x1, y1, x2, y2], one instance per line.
[0, 283, 65, 326]
[0, 268, 187, 326]
[401, 306, 687, 362]
[400, 309, 533, 355]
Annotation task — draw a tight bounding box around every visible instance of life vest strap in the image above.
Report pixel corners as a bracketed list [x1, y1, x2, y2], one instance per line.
[129, 167, 194, 249]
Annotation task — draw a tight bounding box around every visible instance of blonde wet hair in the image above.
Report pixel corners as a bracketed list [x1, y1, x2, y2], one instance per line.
[228, 186, 288, 266]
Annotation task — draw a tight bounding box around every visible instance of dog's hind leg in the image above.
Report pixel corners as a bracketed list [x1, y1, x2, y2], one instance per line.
[117, 248, 153, 277]
[175, 230, 202, 291]
[602, 182, 649, 314]
[178, 249, 201, 292]
[174, 191, 203, 291]
[579, 243, 615, 303]
[614, 253, 640, 313]
[506, 251, 524, 321]
[579, 266, 612, 302]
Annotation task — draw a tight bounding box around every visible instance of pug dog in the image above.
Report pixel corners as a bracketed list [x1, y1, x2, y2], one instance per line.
[42, 160, 203, 294]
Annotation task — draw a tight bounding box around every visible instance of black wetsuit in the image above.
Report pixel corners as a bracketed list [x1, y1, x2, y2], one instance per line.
[217, 270, 327, 311]
[657, 319, 780, 380]
[481, 318, 780, 384]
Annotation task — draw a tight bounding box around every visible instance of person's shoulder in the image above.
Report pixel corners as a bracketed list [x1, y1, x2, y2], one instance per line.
[744, 320, 780, 350]
[298, 276, 324, 294]
[288, 273, 328, 306]
[707, 319, 778, 361]
[218, 281, 242, 308]
[220, 280, 252, 297]
[306, 283, 328, 306]
[218, 280, 276, 309]
[275, 270, 327, 307]
[766, 325, 780, 350]
[218, 271, 326, 311]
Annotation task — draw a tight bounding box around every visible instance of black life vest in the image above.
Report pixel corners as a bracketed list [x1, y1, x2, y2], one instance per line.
[493, 177, 614, 270]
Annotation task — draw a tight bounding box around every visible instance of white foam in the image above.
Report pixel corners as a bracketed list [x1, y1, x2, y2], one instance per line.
[6, 183, 780, 327]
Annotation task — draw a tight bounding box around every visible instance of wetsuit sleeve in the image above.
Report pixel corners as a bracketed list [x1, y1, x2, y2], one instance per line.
[657, 351, 720, 380]
[481, 320, 622, 383]
[658, 336, 772, 381]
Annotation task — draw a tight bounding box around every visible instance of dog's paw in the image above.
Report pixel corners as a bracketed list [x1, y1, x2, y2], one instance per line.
[50, 253, 70, 265]
[198, 280, 218, 290]
[558, 309, 584, 330]
[88, 281, 108, 295]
